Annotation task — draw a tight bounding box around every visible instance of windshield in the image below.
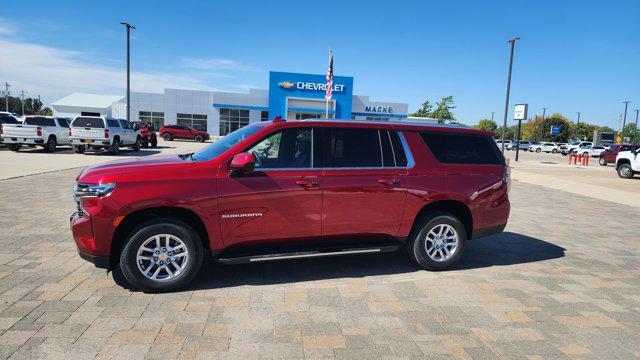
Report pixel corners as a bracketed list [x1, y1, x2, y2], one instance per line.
[192, 125, 263, 162]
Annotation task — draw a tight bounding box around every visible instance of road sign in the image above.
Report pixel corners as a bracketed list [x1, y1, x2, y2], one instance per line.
[514, 104, 527, 120]
[616, 135, 622, 143]
[550, 125, 560, 135]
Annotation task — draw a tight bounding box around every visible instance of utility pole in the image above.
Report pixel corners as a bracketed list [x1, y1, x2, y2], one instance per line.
[3, 82, 9, 112]
[621, 101, 630, 132]
[491, 111, 494, 122]
[500, 37, 521, 153]
[576, 112, 580, 125]
[542, 107, 547, 122]
[120, 22, 135, 123]
[634, 109, 639, 128]
[20, 90, 25, 115]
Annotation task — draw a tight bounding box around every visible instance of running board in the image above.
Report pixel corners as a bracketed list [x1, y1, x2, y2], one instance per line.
[216, 245, 401, 265]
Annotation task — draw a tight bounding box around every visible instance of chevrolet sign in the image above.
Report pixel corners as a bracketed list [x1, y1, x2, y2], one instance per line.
[279, 81, 345, 93]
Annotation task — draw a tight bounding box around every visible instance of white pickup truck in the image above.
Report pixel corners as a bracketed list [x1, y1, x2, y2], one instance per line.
[616, 148, 640, 179]
[1, 116, 71, 152]
[70, 116, 141, 155]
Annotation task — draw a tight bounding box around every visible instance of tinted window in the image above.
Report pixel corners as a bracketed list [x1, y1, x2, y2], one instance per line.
[119, 120, 129, 129]
[56, 118, 70, 127]
[389, 131, 408, 167]
[320, 128, 381, 167]
[420, 132, 502, 165]
[71, 117, 104, 128]
[25, 117, 56, 127]
[380, 130, 395, 167]
[247, 128, 312, 168]
[107, 120, 120, 127]
[0, 114, 19, 124]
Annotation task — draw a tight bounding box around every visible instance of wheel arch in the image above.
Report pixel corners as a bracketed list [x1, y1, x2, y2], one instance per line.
[110, 206, 210, 268]
[409, 200, 473, 241]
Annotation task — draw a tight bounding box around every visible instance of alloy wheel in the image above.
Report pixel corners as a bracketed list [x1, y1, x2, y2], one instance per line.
[424, 224, 459, 262]
[136, 234, 190, 281]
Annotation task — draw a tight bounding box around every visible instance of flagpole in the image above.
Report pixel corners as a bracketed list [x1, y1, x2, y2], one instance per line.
[325, 47, 332, 118]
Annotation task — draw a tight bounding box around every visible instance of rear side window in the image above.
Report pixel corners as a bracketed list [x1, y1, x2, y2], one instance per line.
[56, 118, 70, 127]
[0, 114, 19, 124]
[107, 120, 120, 127]
[420, 132, 502, 165]
[119, 120, 130, 129]
[25, 117, 56, 127]
[389, 131, 408, 167]
[71, 117, 104, 128]
[320, 128, 381, 167]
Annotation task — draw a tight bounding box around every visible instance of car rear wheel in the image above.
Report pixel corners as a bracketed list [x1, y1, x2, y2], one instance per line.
[73, 145, 85, 154]
[599, 157, 607, 166]
[119, 219, 204, 292]
[617, 163, 634, 179]
[132, 137, 141, 151]
[552, 149, 557, 153]
[408, 212, 466, 271]
[43, 136, 57, 152]
[8, 144, 21, 152]
[194, 135, 204, 143]
[536, 148, 541, 153]
[109, 139, 120, 155]
[162, 133, 172, 141]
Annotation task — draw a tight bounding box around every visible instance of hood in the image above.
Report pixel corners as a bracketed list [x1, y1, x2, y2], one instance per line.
[78, 155, 192, 183]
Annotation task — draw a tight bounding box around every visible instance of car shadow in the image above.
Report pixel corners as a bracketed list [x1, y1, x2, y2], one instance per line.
[112, 232, 565, 292]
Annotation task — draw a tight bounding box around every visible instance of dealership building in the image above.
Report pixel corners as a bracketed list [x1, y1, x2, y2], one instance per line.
[51, 71, 414, 136]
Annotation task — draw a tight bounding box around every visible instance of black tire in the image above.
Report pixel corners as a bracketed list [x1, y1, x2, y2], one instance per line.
[552, 149, 557, 153]
[583, 152, 589, 158]
[43, 136, 57, 152]
[162, 133, 172, 141]
[150, 135, 158, 147]
[536, 148, 541, 153]
[141, 139, 149, 148]
[599, 157, 607, 166]
[8, 144, 21, 152]
[194, 135, 204, 143]
[617, 163, 634, 179]
[407, 212, 466, 271]
[109, 138, 120, 155]
[119, 219, 204, 292]
[73, 145, 86, 154]
[132, 137, 141, 151]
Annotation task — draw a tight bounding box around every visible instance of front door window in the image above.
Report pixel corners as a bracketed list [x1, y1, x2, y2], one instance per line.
[246, 128, 312, 169]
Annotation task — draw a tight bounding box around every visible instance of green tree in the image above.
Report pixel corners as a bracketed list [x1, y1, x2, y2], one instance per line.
[574, 122, 596, 141]
[410, 100, 433, 118]
[537, 113, 573, 142]
[620, 123, 640, 144]
[1, 95, 46, 115]
[430, 96, 456, 124]
[495, 124, 518, 140]
[472, 119, 498, 133]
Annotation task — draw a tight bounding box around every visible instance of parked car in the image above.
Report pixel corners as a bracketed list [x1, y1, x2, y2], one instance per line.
[571, 145, 608, 158]
[528, 142, 558, 153]
[600, 144, 640, 166]
[131, 121, 158, 148]
[70, 119, 511, 292]
[615, 147, 640, 178]
[1, 116, 71, 152]
[560, 141, 593, 155]
[507, 140, 532, 150]
[0, 112, 21, 146]
[70, 116, 141, 155]
[495, 139, 512, 148]
[160, 125, 209, 142]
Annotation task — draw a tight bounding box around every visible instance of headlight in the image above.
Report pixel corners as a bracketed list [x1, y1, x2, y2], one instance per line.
[73, 182, 116, 198]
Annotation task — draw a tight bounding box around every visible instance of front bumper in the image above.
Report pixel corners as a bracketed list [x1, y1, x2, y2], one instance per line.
[70, 212, 110, 269]
[78, 251, 110, 269]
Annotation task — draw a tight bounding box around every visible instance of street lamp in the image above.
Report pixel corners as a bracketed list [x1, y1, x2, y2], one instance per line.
[576, 112, 580, 125]
[500, 37, 521, 153]
[542, 107, 547, 122]
[120, 22, 135, 123]
[635, 109, 639, 128]
[621, 101, 631, 132]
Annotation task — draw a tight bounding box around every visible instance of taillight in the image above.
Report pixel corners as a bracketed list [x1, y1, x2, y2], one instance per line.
[37, 126, 42, 136]
[68, 128, 72, 136]
[0, 124, 3, 135]
[104, 129, 109, 139]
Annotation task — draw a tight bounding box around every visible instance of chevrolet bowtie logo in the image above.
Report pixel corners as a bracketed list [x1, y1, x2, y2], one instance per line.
[278, 81, 295, 89]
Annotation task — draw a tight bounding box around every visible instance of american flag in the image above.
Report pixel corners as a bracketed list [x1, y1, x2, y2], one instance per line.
[325, 48, 333, 100]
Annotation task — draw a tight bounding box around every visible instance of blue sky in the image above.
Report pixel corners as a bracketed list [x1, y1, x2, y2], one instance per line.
[0, 0, 638, 128]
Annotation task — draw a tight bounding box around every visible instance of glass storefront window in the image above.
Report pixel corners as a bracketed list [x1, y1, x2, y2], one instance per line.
[219, 108, 250, 136]
[177, 113, 208, 132]
[139, 111, 165, 128]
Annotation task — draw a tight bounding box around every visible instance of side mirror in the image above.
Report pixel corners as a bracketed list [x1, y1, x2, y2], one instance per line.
[230, 152, 255, 176]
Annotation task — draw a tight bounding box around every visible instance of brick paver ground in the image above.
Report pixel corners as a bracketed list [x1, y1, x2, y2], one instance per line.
[0, 169, 639, 359]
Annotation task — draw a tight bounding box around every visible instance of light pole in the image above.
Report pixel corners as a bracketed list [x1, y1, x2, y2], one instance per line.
[500, 37, 520, 153]
[621, 101, 630, 132]
[120, 22, 135, 123]
[542, 107, 547, 122]
[20, 90, 25, 115]
[576, 112, 580, 124]
[491, 111, 494, 122]
[634, 109, 639, 128]
[3, 82, 9, 112]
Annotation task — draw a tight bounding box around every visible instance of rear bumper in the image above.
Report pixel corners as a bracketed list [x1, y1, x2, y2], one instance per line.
[2, 137, 44, 145]
[70, 138, 110, 146]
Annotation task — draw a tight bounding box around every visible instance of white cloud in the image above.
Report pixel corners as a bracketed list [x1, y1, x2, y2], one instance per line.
[0, 38, 225, 104]
[182, 58, 260, 72]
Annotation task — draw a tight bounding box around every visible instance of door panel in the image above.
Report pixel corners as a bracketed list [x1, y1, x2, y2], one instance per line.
[321, 168, 407, 237]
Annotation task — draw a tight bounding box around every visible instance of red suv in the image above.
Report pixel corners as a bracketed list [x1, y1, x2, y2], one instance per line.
[599, 144, 640, 166]
[71, 119, 510, 291]
[160, 125, 209, 142]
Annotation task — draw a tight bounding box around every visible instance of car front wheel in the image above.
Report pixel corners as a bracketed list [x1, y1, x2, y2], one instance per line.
[617, 164, 634, 179]
[408, 212, 466, 271]
[162, 133, 172, 141]
[194, 135, 204, 142]
[43, 136, 57, 152]
[599, 157, 607, 166]
[8, 144, 21, 152]
[119, 219, 204, 292]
